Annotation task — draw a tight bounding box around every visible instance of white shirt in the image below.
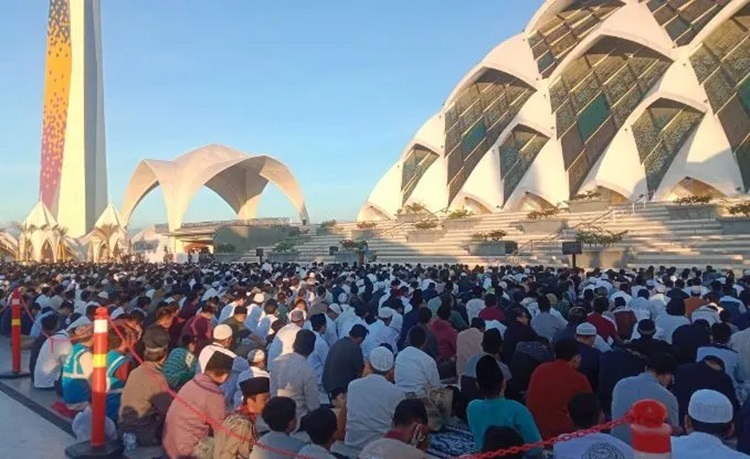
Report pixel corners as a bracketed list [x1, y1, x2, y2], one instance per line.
[297, 444, 336, 459]
[304, 315, 338, 348]
[671, 432, 747, 459]
[255, 312, 278, 340]
[345, 374, 406, 449]
[244, 303, 263, 334]
[692, 306, 721, 326]
[484, 320, 507, 337]
[197, 343, 237, 373]
[553, 432, 633, 459]
[34, 330, 72, 389]
[218, 301, 239, 323]
[267, 323, 301, 372]
[307, 331, 330, 384]
[339, 315, 367, 339]
[30, 311, 54, 338]
[394, 346, 441, 397]
[655, 314, 690, 344]
[466, 298, 485, 322]
[361, 320, 398, 358]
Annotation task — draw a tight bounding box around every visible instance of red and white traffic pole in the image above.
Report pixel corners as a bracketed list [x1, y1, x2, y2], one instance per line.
[0, 289, 30, 379]
[90, 307, 109, 448]
[630, 399, 672, 459]
[66, 306, 122, 458]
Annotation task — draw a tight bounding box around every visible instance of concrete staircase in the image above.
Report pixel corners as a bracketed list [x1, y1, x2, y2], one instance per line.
[237, 202, 750, 269]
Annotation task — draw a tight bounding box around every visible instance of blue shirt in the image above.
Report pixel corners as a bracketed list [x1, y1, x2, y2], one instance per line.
[467, 397, 542, 454]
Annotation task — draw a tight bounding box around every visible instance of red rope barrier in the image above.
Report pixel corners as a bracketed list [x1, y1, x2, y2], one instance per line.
[105, 316, 635, 459]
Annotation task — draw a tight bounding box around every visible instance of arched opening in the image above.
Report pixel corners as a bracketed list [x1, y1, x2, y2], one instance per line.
[461, 196, 493, 215]
[98, 243, 110, 262]
[359, 204, 392, 222]
[594, 186, 630, 204]
[665, 177, 726, 200]
[515, 192, 555, 212]
[41, 240, 54, 263]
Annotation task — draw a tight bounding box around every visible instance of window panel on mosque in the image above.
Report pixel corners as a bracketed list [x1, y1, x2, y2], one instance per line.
[594, 55, 627, 85]
[723, 40, 750, 84]
[446, 124, 462, 154]
[557, 100, 578, 134]
[680, 0, 713, 23]
[538, 53, 557, 74]
[717, 96, 750, 148]
[572, 14, 600, 36]
[572, 74, 602, 111]
[447, 151, 462, 181]
[486, 122, 507, 150]
[650, 100, 682, 129]
[481, 84, 505, 109]
[633, 115, 660, 161]
[584, 116, 617, 166]
[503, 165, 525, 201]
[739, 78, 750, 113]
[705, 69, 736, 112]
[675, 28, 697, 47]
[653, 4, 676, 24]
[545, 22, 571, 45]
[665, 16, 691, 41]
[455, 86, 480, 115]
[528, 32, 543, 48]
[736, 8, 750, 31]
[662, 110, 703, 153]
[605, 66, 637, 106]
[461, 121, 487, 156]
[506, 85, 531, 107]
[705, 19, 746, 58]
[562, 58, 593, 88]
[484, 102, 504, 128]
[735, 136, 750, 191]
[648, 0, 667, 12]
[524, 135, 549, 161]
[532, 40, 550, 59]
[645, 142, 672, 193]
[613, 85, 646, 127]
[445, 108, 459, 131]
[500, 142, 521, 175]
[550, 82, 569, 112]
[550, 33, 579, 59]
[462, 102, 483, 130]
[561, 127, 585, 168]
[578, 93, 610, 141]
[538, 15, 564, 35]
[568, 155, 592, 195]
[638, 60, 671, 93]
[690, 46, 721, 84]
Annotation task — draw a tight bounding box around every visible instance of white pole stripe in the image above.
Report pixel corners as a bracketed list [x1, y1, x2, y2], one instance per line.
[94, 320, 107, 334]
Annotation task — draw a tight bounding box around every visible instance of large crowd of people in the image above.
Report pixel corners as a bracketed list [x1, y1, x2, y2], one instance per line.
[3, 260, 750, 458]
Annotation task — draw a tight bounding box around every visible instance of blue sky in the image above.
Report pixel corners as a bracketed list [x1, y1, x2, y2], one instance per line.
[0, 0, 542, 228]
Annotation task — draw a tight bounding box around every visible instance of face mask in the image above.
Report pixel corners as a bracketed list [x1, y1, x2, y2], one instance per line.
[409, 423, 427, 447]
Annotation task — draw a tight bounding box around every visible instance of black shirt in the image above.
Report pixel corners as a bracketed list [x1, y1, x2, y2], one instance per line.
[322, 336, 364, 393]
[672, 323, 711, 365]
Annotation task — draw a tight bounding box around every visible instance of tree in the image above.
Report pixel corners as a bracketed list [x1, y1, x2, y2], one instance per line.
[91, 223, 119, 262]
[54, 226, 69, 261]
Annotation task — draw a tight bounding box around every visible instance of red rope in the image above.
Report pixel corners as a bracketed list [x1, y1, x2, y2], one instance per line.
[105, 316, 635, 459]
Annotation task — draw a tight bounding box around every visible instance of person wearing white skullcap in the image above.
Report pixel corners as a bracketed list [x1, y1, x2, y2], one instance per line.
[197, 324, 239, 373]
[671, 390, 745, 458]
[360, 307, 399, 359]
[345, 346, 406, 449]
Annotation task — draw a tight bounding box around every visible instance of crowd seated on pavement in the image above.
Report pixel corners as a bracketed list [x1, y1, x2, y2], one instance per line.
[3, 260, 750, 457]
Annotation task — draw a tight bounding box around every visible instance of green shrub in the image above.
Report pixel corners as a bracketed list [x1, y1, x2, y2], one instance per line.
[215, 243, 236, 253]
[569, 190, 602, 201]
[446, 209, 474, 220]
[340, 239, 368, 251]
[273, 241, 297, 253]
[727, 202, 750, 217]
[399, 203, 427, 215]
[357, 221, 377, 229]
[413, 219, 439, 230]
[673, 194, 712, 205]
[575, 230, 627, 247]
[526, 207, 561, 221]
[471, 230, 507, 241]
[320, 220, 338, 228]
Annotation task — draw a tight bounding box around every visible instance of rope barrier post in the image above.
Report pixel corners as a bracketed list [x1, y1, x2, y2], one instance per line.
[0, 288, 30, 379]
[65, 307, 123, 459]
[630, 399, 672, 459]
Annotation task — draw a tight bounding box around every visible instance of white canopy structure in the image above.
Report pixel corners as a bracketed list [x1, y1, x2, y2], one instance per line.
[120, 144, 310, 231]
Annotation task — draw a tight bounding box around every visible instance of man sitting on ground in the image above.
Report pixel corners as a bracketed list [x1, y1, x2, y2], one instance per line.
[249, 396, 306, 459]
[298, 407, 339, 459]
[359, 399, 429, 459]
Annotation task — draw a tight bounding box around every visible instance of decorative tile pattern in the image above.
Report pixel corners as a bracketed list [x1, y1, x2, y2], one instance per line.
[645, 0, 730, 46]
[632, 99, 704, 193]
[401, 146, 439, 204]
[530, 0, 624, 77]
[40, 0, 72, 212]
[551, 37, 671, 196]
[499, 126, 550, 203]
[690, 4, 750, 189]
[444, 69, 535, 202]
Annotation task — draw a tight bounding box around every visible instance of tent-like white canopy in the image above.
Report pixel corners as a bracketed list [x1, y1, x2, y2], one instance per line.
[120, 144, 310, 231]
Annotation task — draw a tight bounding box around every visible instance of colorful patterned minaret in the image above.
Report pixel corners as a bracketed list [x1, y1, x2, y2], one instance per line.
[39, 0, 107, 237]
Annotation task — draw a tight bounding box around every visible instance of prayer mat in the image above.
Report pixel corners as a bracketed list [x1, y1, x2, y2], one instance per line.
[427, 417, 475, 458]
